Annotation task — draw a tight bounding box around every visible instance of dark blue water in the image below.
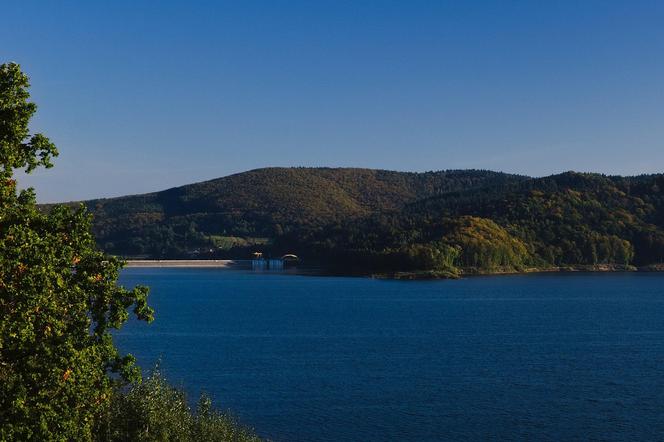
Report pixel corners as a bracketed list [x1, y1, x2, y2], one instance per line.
[117, 269, 664, 441]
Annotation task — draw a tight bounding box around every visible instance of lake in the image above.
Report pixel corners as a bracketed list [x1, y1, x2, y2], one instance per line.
[117, 269, 664, 441]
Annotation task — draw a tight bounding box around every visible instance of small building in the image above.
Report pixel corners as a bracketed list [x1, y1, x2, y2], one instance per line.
[251, 253, 299, 270]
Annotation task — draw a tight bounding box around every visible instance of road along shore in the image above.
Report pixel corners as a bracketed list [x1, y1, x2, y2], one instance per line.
[124, 260, 250, 268]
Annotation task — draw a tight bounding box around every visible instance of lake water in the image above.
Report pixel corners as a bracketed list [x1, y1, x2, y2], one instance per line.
[117, 269, 664, 441]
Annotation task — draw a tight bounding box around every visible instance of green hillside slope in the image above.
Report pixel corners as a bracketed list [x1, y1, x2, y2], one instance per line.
[55, 167, 664, 275]
[280, 172, 664, 275]
[80, 167, 525, 257]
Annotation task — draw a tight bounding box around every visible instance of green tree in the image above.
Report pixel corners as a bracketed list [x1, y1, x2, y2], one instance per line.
[401, 242, 460, 272]
[441, 216, 531, 270]
[97, 368, 261, 442]
[0, 63, 153, 440]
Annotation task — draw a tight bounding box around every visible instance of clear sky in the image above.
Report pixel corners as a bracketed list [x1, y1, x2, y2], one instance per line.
[3, 1, 664, 202]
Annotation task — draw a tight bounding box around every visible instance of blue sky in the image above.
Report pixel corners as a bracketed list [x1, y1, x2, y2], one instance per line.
[3, 1, 664, 202]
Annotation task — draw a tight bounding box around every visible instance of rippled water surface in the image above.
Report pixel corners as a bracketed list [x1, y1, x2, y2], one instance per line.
[117, 269, 664, 441]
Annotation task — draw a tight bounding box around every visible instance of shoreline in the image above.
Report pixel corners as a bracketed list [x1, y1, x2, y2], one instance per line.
[123, 260, 664, 278]
[381, 264, 664, 280]
[124, 259, 249, 268]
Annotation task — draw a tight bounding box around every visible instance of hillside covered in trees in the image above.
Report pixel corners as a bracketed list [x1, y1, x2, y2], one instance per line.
[73, 167, 526, 259]
[62, 167, 664, 276]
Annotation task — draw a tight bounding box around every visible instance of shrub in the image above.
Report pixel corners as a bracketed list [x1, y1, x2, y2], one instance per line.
[96, 369, 262, 442]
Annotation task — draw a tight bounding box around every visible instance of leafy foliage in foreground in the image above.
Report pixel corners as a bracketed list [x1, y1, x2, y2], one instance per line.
[96, 369, 261, 442]
[0, 62, 153, 440]
[2, 63, 258, 441]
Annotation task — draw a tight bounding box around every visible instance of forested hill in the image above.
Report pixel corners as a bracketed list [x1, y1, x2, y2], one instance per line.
[407, 172, 664, 266]
[57, 167, 664, 275]
[276, 172, 664, 275]
[78, 167, 526, 257]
